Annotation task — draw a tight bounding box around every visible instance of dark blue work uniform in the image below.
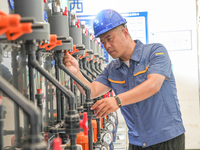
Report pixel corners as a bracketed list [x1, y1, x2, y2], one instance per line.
[95, 40, 185, 148]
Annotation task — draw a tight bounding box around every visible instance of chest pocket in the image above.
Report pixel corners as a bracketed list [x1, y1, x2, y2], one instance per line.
[108, 74, 126, 95]
[133, 63, 149, 86]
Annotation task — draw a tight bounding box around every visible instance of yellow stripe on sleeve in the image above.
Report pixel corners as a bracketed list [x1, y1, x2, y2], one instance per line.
[155, 52, 164, 55]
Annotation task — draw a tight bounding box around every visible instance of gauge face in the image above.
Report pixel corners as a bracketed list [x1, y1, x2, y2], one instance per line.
[101, 132, 112, 145]
[112, 112, 117, 117]
[101, 146, 107, 150]
[110, 115, 115, 123]
[106, 122, 114, 132]
[94, 145, 108, 150]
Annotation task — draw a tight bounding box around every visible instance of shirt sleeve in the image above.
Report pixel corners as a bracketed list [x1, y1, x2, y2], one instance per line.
[94, 64, 112, 88]
[147, 44, 172, 79]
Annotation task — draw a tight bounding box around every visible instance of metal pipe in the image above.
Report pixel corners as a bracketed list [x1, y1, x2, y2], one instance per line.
[95, 62, 102, 74]
[96, 118, 101, 142]
[57, 53, 91, 101]
[11, 50, 21, 146]
[80, 69, 93, 82]
[57, 54, 94, 150]
[30, 58, 75, 110]
[19, 45, 29, 142]
[90, 61, 101, 75]
[26, 44, 80, 149]
[82, 58, 97, 79]
[0, 103, 4, 150]
[44, 56, 50, 127]
[26, 43, 36, 103]
[35, 91, 44, 133]
[54, 54, 62, 122]
[61, 93, 65, 120]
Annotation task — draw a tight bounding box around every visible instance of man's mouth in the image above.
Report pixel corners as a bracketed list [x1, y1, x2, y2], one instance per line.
[109, 50, 115, 55]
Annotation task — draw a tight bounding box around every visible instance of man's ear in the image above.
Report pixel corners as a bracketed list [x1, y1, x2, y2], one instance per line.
[122, 28, 129, 38]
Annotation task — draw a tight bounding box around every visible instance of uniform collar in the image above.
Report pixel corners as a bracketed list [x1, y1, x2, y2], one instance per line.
[114, 40, 143, 69]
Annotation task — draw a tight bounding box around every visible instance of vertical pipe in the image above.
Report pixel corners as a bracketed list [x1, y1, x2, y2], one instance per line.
[61, 93, 65, 120]
[19, 45, 29, 141]
[96, 118, 101, 142]
[11, 50, 21, 146]
[44, 56, 51, 127]
[54, 54, 61, 123]
[60, 70, 65, 120]
[0, 103, 4, 150]
[26, 42, 36, 103]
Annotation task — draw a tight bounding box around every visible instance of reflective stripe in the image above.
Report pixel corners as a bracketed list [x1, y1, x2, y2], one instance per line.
[108, 78, 125, 84]
[155, 52, 164, 55]
[134, 65, 149, 76]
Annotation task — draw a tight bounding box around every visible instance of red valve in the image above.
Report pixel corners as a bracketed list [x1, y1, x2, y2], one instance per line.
[6, 23, 32, 40]
[69, 45, 79, 55]
[0, 10, 32, 40]
[92, 55, 95, 60]
[0, 11, 20, 35]
[53, 134, 62, 150]
[78, 55, 84, 59]
[85, 28, 88, 36]
[84, 51, 89, 57]
[106, 92, 110, 97]
[79, 112, 88, 135]
[63, 7, 68, 16]
[87, 58, 91, 62]
[38, 34, 62, 50]
[76, 19, 80, 28]
[110, 91, 114, 97]
[37, 89, 42, 94]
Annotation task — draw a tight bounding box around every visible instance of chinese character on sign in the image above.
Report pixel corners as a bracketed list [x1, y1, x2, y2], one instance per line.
[69, 0, 83, 13]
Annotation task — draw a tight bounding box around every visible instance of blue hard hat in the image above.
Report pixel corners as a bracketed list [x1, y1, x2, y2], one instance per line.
[93, 9, 127, 38]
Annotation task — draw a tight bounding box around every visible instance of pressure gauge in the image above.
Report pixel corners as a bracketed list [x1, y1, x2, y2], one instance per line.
[94, 143, 109, 150]
[109, 115, 116, 124]
[105, 121, 114, 133]
[101, 131, 112, 145]
[112, 111, 117, 118]
[101, 146, 108, 150]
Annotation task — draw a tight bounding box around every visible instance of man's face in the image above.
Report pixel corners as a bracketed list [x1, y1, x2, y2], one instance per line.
[100, 26, 127, 59]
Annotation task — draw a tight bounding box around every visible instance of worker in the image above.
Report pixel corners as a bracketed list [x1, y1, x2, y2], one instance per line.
[63, 9, 185, 150]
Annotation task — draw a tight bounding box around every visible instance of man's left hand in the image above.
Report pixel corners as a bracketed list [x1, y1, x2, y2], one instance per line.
[90, 97, 119, 118]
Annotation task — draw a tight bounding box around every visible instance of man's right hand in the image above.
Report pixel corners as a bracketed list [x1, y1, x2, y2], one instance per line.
[63, 52, 80, 75]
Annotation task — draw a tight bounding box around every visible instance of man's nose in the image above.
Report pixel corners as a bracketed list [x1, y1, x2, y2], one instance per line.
[104, 42, 111, 49]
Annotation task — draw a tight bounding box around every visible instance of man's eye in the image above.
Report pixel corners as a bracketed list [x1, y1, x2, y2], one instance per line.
[107, 37, 113, 41]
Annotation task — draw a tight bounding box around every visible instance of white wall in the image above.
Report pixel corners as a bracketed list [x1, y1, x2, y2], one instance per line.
[75, 0, 200, 149]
